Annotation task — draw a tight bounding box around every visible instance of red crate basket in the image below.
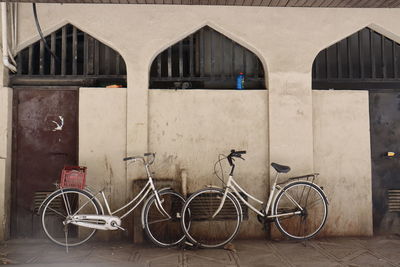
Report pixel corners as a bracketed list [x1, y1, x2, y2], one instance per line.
[60, 166, 87, 189]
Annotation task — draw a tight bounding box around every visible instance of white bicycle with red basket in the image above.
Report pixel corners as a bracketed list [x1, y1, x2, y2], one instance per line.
[37, 153, 186, 248]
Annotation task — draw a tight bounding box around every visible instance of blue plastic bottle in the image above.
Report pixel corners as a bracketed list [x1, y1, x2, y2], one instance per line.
[236, 72, 245, 89]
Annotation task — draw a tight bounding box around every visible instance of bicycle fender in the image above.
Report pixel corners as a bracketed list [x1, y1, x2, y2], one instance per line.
[284, 180, 329, 204]
[205, 185, 224, 189]
[36, 189, 63, 215]
[269, 180, 329, 216]
[140, 187, 172, 228]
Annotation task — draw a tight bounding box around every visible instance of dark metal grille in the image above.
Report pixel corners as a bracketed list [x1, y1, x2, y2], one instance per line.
[188, 192, 249, 221]
[33, 191, 57, 214]
[11, 24, 127, 87]
[312, 27, 400, 90]
[149, 26, 265, 89]
[388, 189, 400, 212]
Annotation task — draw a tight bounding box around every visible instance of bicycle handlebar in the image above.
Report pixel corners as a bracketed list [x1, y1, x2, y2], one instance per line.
[227, 149, 246, 166]
[123, 153, 156, 165]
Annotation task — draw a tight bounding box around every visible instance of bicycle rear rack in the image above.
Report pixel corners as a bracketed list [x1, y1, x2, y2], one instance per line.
[278, 173, 319, 185]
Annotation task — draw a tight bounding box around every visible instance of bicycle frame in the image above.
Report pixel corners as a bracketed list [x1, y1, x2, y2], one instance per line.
[99, 176, 167, 220]
[55, 157, 171, 231]
[212, 171, 305, 220]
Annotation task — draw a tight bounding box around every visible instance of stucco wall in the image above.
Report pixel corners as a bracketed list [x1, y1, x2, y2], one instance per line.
[15, 4, 400, 182]
[2, 3, 397, 239]
[313, 90, 373, 236]
[0, 86, 12, 241]
[79, 87, 127, 239]
[149, 89, 269, 238]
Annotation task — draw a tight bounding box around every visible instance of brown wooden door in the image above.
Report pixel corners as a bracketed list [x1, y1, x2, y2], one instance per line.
[12, 87, 78, 238]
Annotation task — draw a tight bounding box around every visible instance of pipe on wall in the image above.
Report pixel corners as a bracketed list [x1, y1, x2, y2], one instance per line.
[2, 2, 17, 73]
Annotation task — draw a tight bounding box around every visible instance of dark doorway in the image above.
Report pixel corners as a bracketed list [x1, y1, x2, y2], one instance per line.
[370, 90, 400, 234]
[11, 87, 78, 238]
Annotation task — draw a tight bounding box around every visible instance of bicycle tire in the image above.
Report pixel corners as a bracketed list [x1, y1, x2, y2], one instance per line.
[273, 181, 328, 240]
[181, 187, 242, 248]
[41, 188, 102, 247]
[143, 190, 186, 247]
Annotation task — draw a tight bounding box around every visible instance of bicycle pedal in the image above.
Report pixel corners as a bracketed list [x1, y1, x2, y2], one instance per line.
[181, 240, 200, 250]
[111, 221, 126, 231]
[184, 241, 194, 246]
[118, 226, 126, 231]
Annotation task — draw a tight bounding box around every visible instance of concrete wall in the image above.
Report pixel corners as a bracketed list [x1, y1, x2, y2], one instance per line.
[14, 4, 400, 182]
[2, 3, 397, 239]
[149, 90, 269, 238]
[0, 86, 12, 241]
[79, 87, 127, 239]
[313, 90, 373, 236]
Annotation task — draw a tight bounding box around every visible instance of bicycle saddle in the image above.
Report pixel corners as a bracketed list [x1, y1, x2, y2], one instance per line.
[271, 162, 291, 173]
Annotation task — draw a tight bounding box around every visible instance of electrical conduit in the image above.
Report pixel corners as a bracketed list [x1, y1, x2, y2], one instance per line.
[2, 2, 17, 73]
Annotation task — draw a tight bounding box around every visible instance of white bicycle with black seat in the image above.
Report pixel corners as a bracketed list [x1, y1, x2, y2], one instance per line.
[181, 149, 329, 248]
[38, 153, 185, 248]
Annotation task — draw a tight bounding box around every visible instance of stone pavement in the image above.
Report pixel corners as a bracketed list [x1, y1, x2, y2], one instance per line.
[1, 236, 400, 266]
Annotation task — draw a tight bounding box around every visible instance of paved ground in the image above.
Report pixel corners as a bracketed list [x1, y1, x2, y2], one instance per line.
[1, 236, 400, 266]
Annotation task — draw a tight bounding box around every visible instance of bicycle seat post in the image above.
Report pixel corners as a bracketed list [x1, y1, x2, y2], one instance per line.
[272, 171, 280, 189]
[144, 162, 152, 179]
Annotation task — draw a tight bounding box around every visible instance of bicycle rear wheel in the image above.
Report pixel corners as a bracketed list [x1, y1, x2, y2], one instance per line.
[143, 190, 186, 247]
[181, 188, 242, 248]
[41, 188, 102, 247]
[273, 181, 328, 240]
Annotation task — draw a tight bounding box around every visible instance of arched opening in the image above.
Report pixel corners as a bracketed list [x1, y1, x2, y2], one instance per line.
[149, 26, 266, 90]
[312, 27, 400, 90]
[312, 27, 400, 235]
[10, 23, 127, 87]
[10, 24, 127, 238]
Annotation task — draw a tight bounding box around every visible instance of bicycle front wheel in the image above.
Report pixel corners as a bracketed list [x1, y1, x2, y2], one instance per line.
[143, 190, 186, 247]
[273, 181, 328, 240]
[181, 188, 242, 248]
[41, 188, 102, 247]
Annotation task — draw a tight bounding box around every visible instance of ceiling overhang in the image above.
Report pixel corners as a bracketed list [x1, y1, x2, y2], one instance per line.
[2, 0, 400, 8]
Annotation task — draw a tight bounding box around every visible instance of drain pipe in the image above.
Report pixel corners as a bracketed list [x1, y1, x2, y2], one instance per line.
[2, 2, 17, 73]
[181, 169, 188, 198]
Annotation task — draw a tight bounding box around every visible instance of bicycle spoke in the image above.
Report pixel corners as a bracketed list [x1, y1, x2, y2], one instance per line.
[274, 182, 327, 240]
[42, 189, 100, 247]
[47, 206, 67, 218]
[182, 189, 241, 248]
[144, 191, 186, 247]
[61, 192, 72, 215]
[72, 195, 95, 217]
[305, 197, 322, 209]
[147, 217, 172, 225]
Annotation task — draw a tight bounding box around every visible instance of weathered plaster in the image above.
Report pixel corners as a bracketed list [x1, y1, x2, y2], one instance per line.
[1, 4, 394, 239]
[0, 86, 12, 241]
[313, 90, 373, 236]
[149, 90, 269, 238]
[79, 87, 127, 240]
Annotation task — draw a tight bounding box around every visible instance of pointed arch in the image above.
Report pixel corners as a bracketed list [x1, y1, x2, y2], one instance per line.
[149, 25, 266, 90]
[312, 26, 400, 90]
[11, 23, 127, 87]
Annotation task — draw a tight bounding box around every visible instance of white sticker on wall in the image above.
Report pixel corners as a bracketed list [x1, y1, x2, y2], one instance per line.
[52, 116, 64, 131]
